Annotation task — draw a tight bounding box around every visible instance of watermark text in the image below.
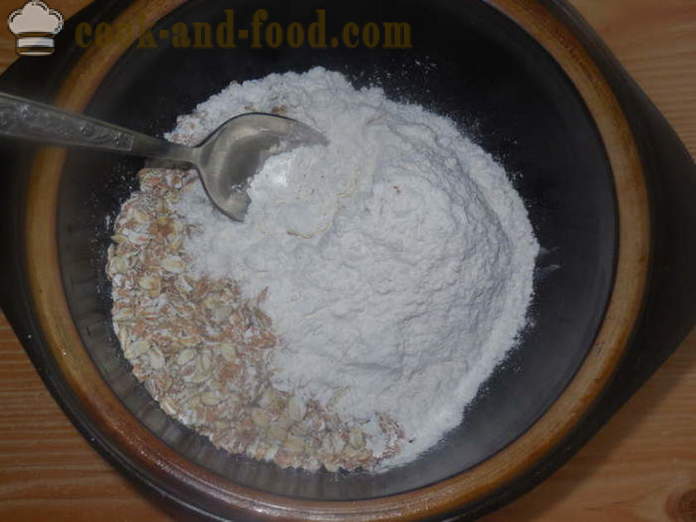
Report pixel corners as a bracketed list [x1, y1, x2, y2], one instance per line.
[75, 9, 413, 50]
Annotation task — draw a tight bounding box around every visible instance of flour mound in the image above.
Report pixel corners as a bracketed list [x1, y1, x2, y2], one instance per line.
[171, 67, 539, 469]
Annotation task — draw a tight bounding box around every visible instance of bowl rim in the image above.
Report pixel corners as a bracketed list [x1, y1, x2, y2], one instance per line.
[23, 0, 650, 519]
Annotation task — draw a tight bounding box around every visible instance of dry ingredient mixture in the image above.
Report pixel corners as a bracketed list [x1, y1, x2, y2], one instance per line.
[107, 67, 539, 472]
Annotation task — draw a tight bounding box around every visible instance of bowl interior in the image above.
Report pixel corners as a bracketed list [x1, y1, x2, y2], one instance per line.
[57, 0, 616, 500]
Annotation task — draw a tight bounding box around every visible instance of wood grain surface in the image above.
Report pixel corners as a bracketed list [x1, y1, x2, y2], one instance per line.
[0, 0, 695, 520]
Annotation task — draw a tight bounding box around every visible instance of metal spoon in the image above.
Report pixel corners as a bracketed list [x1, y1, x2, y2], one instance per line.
[0, 92, 326, 221]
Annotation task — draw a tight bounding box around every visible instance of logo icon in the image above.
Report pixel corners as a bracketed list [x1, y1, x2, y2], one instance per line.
[8, 1, 63, 56]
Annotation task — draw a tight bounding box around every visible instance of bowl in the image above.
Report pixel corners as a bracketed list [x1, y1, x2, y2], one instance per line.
[1, 0, 695, 520]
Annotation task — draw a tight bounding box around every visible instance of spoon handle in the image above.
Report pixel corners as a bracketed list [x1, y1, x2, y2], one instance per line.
[0, 92, 194, 165]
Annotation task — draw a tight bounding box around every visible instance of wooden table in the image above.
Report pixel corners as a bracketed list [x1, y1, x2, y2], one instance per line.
[1, 0, 695, 520]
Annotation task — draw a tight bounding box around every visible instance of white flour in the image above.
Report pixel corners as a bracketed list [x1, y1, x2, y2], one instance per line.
[170, 67, 538, 469]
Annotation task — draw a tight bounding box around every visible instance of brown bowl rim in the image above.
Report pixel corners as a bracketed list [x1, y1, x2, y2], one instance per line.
[23, 0, 650, 519]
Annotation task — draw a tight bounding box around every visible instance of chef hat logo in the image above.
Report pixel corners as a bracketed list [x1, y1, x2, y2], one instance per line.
[8, 1, 64, 56]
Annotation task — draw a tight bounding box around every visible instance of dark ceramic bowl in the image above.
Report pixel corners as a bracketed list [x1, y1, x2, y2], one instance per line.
[1, 0, 694, 520]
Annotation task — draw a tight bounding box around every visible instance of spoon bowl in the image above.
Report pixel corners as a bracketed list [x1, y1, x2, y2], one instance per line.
[196, 113, 327, 220]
